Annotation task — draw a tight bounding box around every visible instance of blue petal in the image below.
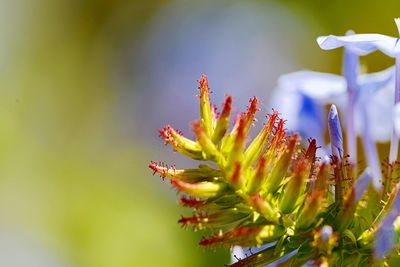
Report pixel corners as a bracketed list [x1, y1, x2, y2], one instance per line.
[374, 188, 400, 259]
[266, 249, 298, 267]
[355, 83, 394, 142]
[298, 94, 325, 143]
[359, 103, 383, 189]
[273, 71, 346, 147]
[374, 226, 396, 260]
[355, 66, 395, 142]
[358, 66, 395, 96]
[342, 31, 360, 92]
[278, 71, 346, 101]
[268, 88, 302, 132]
[317, 34, 400, 57]
[354, 168, 372, 201]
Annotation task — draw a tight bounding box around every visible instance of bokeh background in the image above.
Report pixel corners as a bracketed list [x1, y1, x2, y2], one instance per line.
[1, 0, 399, 266]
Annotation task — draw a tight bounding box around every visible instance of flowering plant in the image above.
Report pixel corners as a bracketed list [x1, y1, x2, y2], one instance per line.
[149, 20, 400, 266]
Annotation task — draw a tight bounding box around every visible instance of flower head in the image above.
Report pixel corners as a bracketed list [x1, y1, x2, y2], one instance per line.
[150, 74, 400, 266]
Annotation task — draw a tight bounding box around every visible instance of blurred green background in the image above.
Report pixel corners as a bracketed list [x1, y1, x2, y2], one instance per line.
[1, 0, 400, 266]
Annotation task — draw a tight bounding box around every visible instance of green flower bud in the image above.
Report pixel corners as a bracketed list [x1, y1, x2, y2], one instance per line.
[242, 112, 279, 170]
[200, 224, 285, 247]
[246, 156, 268, 194]
[193, 121, 225, 167]
[296, 191, 324, 230]
[159, 125, 203, 159]
[265, 133, 298, 194]
[263, 119, 286, 160]
[335, 169, 372, 232]
[279, 159, 308, 214]
[212, 95, 232, 144]
[198, 74, 213, 137]
[249, 193, 279, 223]
[229, 162, 245, 189]
[315, 162, 329, 192]
[221, 97, 258, 156]
[149, 162, 222, 182]
[227, 116, 246, 169]
[179, 209, 249, 230]
[256, 225, 286, 245]
[170, 179, 226, 198]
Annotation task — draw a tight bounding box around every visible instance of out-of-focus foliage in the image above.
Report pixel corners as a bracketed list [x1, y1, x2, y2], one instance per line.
[0, 0, 228, 266]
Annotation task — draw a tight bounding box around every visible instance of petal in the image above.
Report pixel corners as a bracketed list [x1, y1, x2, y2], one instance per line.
[374, 188, 400, 259]
[354, 168, 372, 201]
[268, 88, 301, 131]
[355, 84, 394, 142]
[358, 66, 395, 95]
[374, 226, 396, 260]
[278, 71, 346, 101]
[317, 34, 400, 57]
[358, 101, 382, 189]
[272, 71, 348, 145]
[343, 44, 360, 92]
[298, 94, 325, 143]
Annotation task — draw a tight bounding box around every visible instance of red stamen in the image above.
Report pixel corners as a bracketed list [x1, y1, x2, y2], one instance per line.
[231, 113, 242, 133]
[199, 226, 261, 247]
[211, 104, 218, 121]
[171, 179, 190, 192]
[148, 161, 176, 179]
[192, 120, 203, 136]
[247, 97, 260, 115]
[159, 125, 182, 146]
[198, 74, 210, 98]
[315, 162, 328, 191]
[305, 138, 318, 162]
[235, 115, 246, 144]
[159, 125, 173, 145]
[178, 214, 203, 227]
[220, 95, 232, 119]
[179, 196, 206, 208]
[243, 97, 259, 130]
[230, 162, 242, 185]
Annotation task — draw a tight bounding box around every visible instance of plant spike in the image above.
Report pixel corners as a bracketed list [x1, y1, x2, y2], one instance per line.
[212, 95, 232, 144]
[150, 75, 400, 266]
[198, 74, 214, 138]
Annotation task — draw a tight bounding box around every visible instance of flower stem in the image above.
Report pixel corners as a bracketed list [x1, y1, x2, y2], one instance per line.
[346, 91, 357, 165]
[389, 58, 400, 163]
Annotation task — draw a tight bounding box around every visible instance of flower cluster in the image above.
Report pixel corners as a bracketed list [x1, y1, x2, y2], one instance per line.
[149, 19, 400, 266]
